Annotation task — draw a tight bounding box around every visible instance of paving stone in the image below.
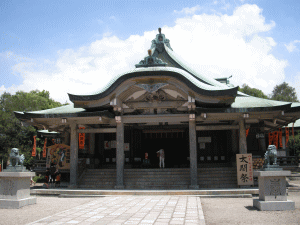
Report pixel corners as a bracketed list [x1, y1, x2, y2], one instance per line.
[48, 222, 65, 225]
[66, 220, 80, 224]
[57, 217, 74, 222]
[28, 196, 206, 225]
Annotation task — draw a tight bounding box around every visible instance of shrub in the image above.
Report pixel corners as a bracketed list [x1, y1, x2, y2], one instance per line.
[33, 175, 46, 183]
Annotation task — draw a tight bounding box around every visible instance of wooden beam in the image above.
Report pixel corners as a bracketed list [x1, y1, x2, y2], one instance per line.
[264, 120, 278, 127]
[245, 119, 259, 124]
[122, 114, 189, 124]
[196, 125, 239, 130]
[76, 128, 116, 133]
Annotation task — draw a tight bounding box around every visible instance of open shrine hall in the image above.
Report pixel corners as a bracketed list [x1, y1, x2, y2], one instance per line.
[15, 28, 300, 189]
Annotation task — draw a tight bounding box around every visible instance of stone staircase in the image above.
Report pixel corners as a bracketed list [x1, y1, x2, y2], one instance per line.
[78, 167, 237, 189]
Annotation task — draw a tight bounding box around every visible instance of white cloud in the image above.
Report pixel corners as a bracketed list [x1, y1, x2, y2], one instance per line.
[285, 40, 300, 53]
[0, 85, 6, 94]
[174, 5, 201, 14]
[109, 16, 117, 21]
[97, 19, 104, 25]
[287, 72, 300, 101]
[2, 4, 289, 103]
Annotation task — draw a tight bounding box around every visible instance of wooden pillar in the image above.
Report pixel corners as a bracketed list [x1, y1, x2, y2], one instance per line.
[115, 116, 124, 189]
[89, 133, 95, 155]
[258, 127, 266, 152]
[63, 130, 70, 145]
[231, 129, 238, 164]
[239, 119, 247, 154]
[189, 114, 199, 189]
[69, 123, 78, 187]
[232, 130, 238, 154]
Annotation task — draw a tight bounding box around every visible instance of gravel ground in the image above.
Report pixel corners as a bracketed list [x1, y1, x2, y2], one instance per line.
[0, 197, 96, 225]
[0, 181, 299, 225]
[201, 191, 300, 225]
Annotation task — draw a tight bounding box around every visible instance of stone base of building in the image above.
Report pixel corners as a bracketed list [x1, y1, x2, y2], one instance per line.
[115, 185, 125, 189]
[0, 197, 37, 209]
[189, 185, 199, 189]
[253, 199, 295, 211]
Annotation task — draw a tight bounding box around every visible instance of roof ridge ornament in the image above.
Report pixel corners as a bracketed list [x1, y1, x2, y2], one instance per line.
[135, 49, 167, 68]
[151, 27, 173, 52]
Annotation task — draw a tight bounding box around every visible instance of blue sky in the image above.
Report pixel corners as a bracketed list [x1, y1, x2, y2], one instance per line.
[1, 0, 300, 103]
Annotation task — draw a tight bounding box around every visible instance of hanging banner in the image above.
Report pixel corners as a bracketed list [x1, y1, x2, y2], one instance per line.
[47, 144, 70, 170]
[236, 154, 254, 186]
[278, 128, 283, 148]
[32, 136, 36, 157]
[268, 132, 273, 145]
[273, 131, 279, 149]
[79, 127, 85, 149]
[246, 128, 250, 137]
[285, 127, 289, 147]
[42, 138, 47, 158]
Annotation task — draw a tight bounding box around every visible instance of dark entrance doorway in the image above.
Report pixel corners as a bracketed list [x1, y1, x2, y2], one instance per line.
[142, 130, 189, 168]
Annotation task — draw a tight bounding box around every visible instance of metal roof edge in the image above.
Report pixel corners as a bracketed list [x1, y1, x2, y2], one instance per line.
[69, 69, 238, 103]
[16, 110, 114, 119]
[195, 103, 292, 113]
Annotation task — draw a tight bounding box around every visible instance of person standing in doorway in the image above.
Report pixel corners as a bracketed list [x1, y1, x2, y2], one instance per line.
[156, 149, 165, 168]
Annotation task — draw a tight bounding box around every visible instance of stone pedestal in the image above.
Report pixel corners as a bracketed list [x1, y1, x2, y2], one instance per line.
[253, 170, 295, 211]
[0, 171, 37, 208]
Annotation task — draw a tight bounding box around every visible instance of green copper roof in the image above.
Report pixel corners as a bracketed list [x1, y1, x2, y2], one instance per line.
[27, 104, 85, 114]
[69, 28, 240, 103]
[14, 104, 114, 119]
[232, 96, 291, 108]
[68, 67, 238, 102]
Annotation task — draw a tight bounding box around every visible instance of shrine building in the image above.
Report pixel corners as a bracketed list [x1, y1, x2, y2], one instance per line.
[15, 28, 300, 189]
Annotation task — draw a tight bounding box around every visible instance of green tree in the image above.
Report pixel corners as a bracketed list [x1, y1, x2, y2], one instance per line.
[0, 90, 65, 168]
[238, 84, 268, 99]
[270, 82, 298, 102]
[287, 135, 300, 166]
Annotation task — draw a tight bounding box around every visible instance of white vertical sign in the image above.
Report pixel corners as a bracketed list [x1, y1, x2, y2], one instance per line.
[236, 154, 254, 186]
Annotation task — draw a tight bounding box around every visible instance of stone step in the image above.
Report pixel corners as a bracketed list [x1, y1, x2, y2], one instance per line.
[85, 167, 236, 172]
[79, 168, 237, 189]
[84, 171, 236, 176]
[82, 176, 236, 181]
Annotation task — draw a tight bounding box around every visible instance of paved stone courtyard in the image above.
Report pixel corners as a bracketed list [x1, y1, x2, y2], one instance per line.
[27, 196, 205, 225]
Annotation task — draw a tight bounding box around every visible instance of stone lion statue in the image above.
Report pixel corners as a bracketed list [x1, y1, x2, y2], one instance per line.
[264, 145, 277, 166]
[9, 148, 25, 167]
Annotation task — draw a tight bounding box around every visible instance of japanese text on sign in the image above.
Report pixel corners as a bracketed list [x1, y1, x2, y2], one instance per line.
[236, 154, 254, 186]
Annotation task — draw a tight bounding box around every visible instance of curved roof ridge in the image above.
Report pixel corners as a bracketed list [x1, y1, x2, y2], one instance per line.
[164, 44, 232, 88]
[15, 103, 86, 114]
[68, 67, 238, 102]
[232, 95, 292, 108]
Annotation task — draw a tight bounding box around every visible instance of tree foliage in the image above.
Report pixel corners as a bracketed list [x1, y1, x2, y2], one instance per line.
[287, 134, 300, 159]
[238, 84, 268, 99]
[270, 82, 298, 102]
[0, 90, 64, 168]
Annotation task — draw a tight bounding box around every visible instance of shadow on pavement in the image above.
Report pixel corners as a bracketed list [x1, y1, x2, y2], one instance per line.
[245, 206, 259, 211]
